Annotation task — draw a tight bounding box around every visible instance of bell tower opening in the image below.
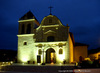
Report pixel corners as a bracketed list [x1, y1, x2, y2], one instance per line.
[21, 24, 25, 34]
[26, 24, 31, 34]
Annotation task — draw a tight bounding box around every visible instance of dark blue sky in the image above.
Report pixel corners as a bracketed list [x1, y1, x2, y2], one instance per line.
[0, 0, 100, 50]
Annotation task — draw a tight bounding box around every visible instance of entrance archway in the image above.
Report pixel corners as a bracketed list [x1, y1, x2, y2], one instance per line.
[46, 48, 56, 63]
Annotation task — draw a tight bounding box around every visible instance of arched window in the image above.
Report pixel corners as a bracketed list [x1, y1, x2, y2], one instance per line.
[47, 36, 54, 42]
[21, 24, 25, 34]
[27, 24, 31, 34]
[59, 49, 63, 54]
[38, 49, 42, 55]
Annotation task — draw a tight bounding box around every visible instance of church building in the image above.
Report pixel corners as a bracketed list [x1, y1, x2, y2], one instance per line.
[17, 10, 88, 64]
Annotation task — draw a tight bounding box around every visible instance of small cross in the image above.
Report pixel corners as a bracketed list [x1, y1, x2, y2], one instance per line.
[48, 6, 53, 15]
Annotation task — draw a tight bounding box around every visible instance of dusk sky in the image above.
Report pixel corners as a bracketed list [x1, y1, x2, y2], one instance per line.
[0, 0, 100, 50]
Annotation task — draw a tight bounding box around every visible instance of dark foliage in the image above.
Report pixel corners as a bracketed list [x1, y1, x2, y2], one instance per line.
[0, 49, 17, 62]
[79, 60, 100, 68]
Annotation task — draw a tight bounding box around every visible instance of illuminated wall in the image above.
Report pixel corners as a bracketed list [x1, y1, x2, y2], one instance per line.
[69, 34, 74, 63]
[35, 42, 69, 64]
[17, 40, 69, 64]
[74, 46, 88, 62]
[17, 34, 35, 63]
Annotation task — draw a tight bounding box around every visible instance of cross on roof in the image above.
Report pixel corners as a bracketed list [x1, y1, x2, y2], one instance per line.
[48, 6, 53, 15]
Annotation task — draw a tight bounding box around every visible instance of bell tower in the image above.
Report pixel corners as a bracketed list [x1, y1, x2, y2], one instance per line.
[17, 11, 40, 63]
[18, 11, 39, 34]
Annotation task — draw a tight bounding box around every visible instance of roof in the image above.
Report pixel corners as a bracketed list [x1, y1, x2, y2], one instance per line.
[75, 42, 89, 46]
[19, 11, 39, 22]
[40, 15, 63, 26]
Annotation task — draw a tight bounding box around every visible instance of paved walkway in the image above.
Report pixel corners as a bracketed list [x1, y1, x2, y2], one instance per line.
[0, 63, 75, 73]
[12, 63, 75, 66]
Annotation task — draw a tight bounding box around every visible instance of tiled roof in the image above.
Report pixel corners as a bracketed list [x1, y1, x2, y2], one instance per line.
[75, 42, 89, 46]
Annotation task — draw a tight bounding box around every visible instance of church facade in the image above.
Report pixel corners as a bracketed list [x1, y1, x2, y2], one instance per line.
[17, 11, 88, 64]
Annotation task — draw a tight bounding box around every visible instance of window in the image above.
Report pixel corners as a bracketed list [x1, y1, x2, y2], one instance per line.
[59, 49, 63, 54]
[27, 24, 31, 34]
[49, 19, 52, 23]
[47, 36, 54, 42]
[24, 42, 27, 45]
[21, 24, 25, 34]
[38, 49, 42, 55]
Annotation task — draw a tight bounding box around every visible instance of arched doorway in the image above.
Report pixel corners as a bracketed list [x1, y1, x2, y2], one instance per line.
[46, 48, 56, 63]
